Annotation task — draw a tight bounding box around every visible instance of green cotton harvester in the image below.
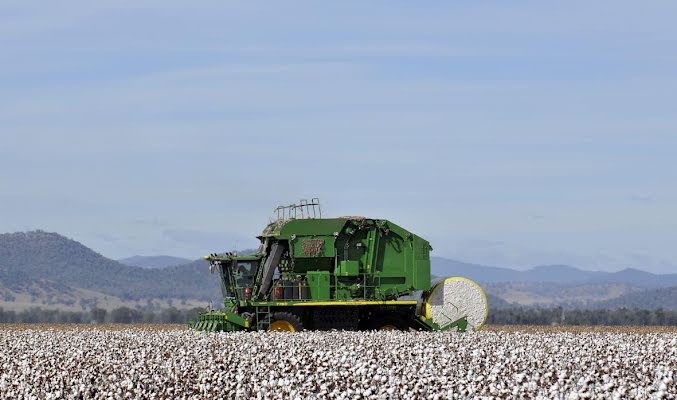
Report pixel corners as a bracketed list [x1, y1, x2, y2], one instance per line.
[190, 199, 488, 332]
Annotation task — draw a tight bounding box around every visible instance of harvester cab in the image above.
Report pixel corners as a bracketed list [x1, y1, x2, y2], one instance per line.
[190, 199, 489, 333]
[206, 253, 262, 304]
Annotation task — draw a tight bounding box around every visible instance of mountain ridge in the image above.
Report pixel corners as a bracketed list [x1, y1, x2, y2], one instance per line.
[1, 230, 676, 311]
[0, 231, 220, 309]
[431, 257, 677, 286]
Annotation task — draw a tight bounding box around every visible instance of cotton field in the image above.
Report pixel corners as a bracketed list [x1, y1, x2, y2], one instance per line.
[0, 326, 675, 399]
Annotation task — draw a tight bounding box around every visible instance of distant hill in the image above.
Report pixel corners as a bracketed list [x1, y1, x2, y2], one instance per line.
[431, 257, 677, 287]
[118, 255, 193, 269]
[0, 231, 221, 311]
[485, 293, 512, 309]
[591, 286, 677, 311]
[482, 282, 644, 308]
[586, 268, 677, 287]
[431, 256, 677, 308]
[486, 284, 677, 311]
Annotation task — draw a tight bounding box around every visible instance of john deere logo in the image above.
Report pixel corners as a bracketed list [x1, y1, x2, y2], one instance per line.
[302, 239, 324, 256]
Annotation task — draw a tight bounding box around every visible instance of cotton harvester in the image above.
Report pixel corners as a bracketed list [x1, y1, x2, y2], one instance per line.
[190, 199, 488, 332]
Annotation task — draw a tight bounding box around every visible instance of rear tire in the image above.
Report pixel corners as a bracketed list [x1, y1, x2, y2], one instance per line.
[363, 315, 409, 331]
[267, 312, 303, 332]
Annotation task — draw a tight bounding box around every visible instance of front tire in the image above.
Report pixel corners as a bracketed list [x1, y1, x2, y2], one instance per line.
[267, 312, 303, 332]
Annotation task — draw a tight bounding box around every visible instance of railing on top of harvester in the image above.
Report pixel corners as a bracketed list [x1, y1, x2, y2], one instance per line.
[274, 198, 322, 222]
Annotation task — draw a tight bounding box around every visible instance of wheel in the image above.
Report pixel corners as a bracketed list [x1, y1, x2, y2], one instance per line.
[378, 324, 398, 331]
[267, 312, 303, 332]
[363, 314, 409, 331]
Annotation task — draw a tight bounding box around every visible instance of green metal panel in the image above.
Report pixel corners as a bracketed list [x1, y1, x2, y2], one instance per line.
[306, 270, 330, 300]
[292, 257, 333, 273]
[331, 218, 432, 297]
[412, 235, 431, 290]
[373, 220, 431, 293]
[336, 260, 359, 276]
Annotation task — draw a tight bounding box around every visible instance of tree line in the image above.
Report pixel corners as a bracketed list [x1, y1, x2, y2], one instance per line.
[0, 307, 205, 324]
[489, 307, 677, 326]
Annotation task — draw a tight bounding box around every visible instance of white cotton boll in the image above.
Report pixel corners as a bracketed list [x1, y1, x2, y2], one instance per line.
[0, 327, 675, 399]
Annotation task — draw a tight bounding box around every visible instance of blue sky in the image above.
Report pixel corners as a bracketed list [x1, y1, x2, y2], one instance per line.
[1, 2, 676, 272]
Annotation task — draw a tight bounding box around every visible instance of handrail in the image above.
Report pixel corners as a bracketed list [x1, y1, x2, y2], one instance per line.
[273, 198, 322, 223]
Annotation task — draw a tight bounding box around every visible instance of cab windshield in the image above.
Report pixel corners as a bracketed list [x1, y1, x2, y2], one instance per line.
[233, 261, 258, 289]
[217, 259, 260, 300]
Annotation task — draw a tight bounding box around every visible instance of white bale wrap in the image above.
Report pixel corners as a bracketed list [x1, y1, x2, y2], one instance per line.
[424, 277, 488, 331]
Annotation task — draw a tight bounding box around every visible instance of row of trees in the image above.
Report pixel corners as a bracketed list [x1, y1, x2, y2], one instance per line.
[0, 307, 205, 324]
[489, 307, 677, 326]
